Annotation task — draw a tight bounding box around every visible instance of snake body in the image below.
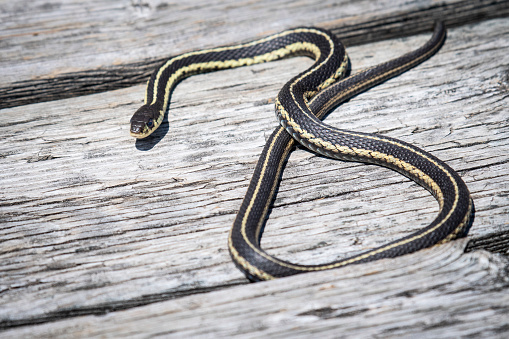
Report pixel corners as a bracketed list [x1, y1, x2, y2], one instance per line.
[130, 22, 474, 282]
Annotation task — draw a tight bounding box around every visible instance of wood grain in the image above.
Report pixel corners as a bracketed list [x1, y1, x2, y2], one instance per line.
[0, 0, 508, 336]
[1, 0, 509, 109]
[2, 240, 508, 338]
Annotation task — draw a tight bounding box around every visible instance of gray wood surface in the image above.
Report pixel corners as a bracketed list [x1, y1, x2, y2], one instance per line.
[1, 0, 508, 337]
[3, 240, 508, 338]
[1, 0, 509, 108]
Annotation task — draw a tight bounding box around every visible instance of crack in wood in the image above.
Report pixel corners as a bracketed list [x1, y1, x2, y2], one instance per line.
[466, 230, 509, 255]
[1, 0, 508, 110]
[0, 282, 246, 331]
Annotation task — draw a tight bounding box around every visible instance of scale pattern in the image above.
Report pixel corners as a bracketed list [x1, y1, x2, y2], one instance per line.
[130, 23, 474, 282]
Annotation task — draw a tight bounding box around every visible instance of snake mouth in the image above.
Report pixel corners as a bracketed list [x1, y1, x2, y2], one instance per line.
[130, 122, 148, 138]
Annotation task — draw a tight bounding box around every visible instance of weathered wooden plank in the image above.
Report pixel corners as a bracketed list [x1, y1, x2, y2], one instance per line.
[1, 0, 509, 109]
[466, 231, 509, 255]
[2, 240, 508, 338]
[1, 16, 507, 334]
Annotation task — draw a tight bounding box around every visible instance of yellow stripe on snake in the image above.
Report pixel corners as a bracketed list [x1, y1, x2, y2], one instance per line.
[130, 22, 474, 282]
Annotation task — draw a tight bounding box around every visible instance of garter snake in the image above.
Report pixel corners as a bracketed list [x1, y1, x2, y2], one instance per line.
[130, 22, 474, 282]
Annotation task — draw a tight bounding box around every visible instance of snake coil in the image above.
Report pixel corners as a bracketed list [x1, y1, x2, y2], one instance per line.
[131, 22, 474, 282]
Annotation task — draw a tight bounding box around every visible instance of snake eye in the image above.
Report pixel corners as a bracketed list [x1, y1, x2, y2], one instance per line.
[147, 118, 154, 128]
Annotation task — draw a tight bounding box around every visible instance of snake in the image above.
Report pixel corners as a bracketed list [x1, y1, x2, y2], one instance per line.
[130, 22, 474, 282]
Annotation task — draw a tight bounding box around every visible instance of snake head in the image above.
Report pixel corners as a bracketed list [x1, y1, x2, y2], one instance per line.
[130, 105, 161, 139]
